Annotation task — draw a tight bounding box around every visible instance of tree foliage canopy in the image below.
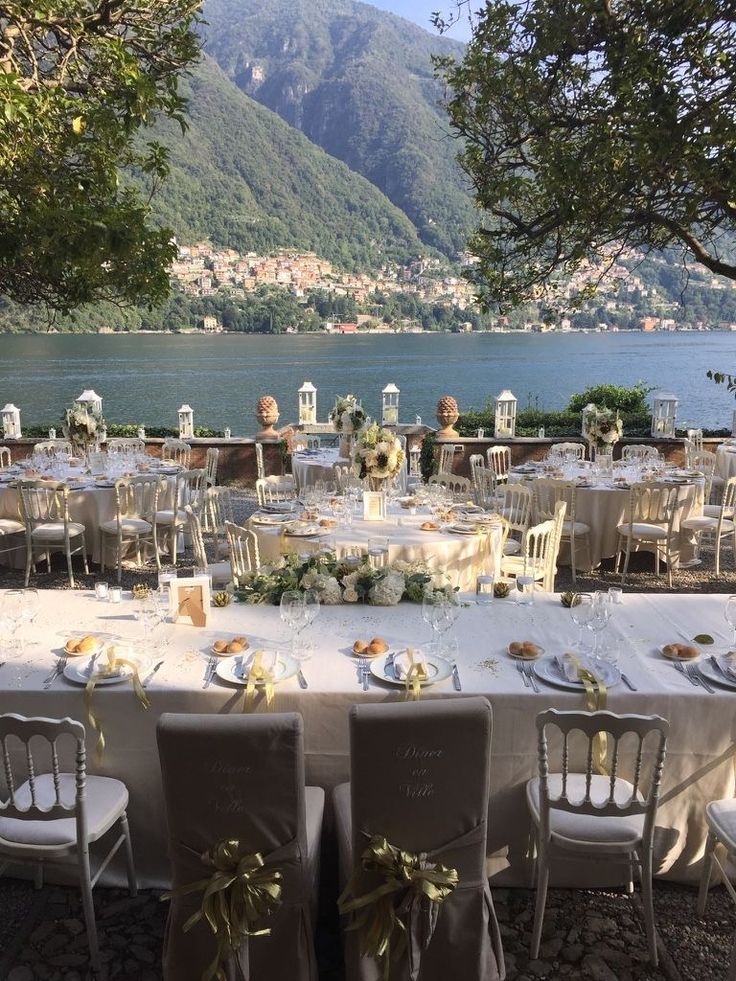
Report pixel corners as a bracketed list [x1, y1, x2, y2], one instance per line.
[0, 0, 202, 311]
[436, 0, 736, 310]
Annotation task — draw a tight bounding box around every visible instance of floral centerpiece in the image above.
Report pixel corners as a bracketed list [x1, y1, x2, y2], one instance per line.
[351, 422, 405, 489]
[62, 402, 105, 456]
[330, 394, 367, 458]
[583, 405, 622, 454]
[232, 553, 453, 607]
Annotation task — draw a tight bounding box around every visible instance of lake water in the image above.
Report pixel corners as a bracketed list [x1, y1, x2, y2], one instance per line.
[1, 331, 735, 432]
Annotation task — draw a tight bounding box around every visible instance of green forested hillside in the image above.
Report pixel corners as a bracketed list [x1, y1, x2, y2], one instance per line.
[201, 0, 476, 257]
[143, 55, 424, 269]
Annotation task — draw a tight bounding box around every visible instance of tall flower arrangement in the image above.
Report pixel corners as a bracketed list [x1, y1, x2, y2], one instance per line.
[62, 403, 105, 454]
[583, 405, 623, 449]
[351, 422, 405, 483]
[330, 394, 366, 434]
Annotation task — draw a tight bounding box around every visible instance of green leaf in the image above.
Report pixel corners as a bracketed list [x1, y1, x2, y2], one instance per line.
[693, 634, 715, 645]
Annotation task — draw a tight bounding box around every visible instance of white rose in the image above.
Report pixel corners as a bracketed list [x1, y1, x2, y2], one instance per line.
[343, 587, 359, 602]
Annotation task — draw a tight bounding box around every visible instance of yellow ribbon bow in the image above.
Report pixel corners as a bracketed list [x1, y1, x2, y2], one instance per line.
[338, 834, 459, 980]
[568, 653, 608, 774]
[84, 645, 150, 760]
[162, 839, 283, 981]
[244, 649, 275, 709]
[403, 647, 426, 701]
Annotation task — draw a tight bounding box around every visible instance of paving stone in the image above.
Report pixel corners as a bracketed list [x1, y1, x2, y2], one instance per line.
[582, 954, 621, 981]
[7, 967, 35, 981]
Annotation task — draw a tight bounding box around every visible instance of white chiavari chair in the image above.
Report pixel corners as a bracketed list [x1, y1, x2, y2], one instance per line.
[533, 478, 592, 583]
[155, 468, 207, 564]
[0, 713, 137, 974]
[255, 441, 266, 481]
[681, 475, 736, 575]
[184, 505, 232, 586]
[225, 521, 261, 585]
[18, 479, 88, 587]
[162, 438, 191, 469]
[615, 482, 679, 588]
[500, 501, 566, 592]
[621, 444, 659, 463]
[496, 482, 533, 555]
[256, 475, 296, 507]
[437, 443, 462, 474]
[32, 440, 72, 460]
[99, 474, 165, 583]
[0, 445, 11, 468]
[487, 445, 511, 484]
[204, 447, 219, 487]
[527, 709, 668, 965]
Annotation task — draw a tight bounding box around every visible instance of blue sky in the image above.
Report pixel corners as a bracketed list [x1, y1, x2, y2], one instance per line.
[367, 0, 472, 39]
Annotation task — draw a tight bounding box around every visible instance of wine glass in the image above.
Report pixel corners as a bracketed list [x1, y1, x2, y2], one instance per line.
[2, 590, 25, 654]
[725, 596, 736, 650]
[434, 594, 460, 658]
[569, 592, 593, 651]
[587, 591, 611, 659]
[280, 590, 306, 656]
[422, 594, 442, 644]
[19, 588, 40, 652]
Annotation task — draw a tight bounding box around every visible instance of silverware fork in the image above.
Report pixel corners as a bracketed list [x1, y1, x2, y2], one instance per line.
[202, 655, 217, 689]
[517, 662, 530, 688]
[687, 663, 714, 693]
[358, 657, 369, 691]
[673, 660, 697, 686]
[43, 655, 67, 689]
[523, 661, 540, 693]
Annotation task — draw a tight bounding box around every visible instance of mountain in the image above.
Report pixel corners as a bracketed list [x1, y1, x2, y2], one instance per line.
[200, 0, 476, 258]
[141, 55, 425, 270]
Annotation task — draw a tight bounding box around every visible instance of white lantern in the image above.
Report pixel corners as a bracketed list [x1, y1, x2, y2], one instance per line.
[137, 426, 146, 440]
[409, 445, 421, 476]
[298, 381, 317, 425]
[224, 427, 232, 440]
[651, 390, 678, 438]
[76, 389, 103, 415]
[494, 390, 517, 438]
[2, 403, 21, 440]
[581, 403, 597, 439]
[178, 403, 194, 439]
[381, 383, 400, 426]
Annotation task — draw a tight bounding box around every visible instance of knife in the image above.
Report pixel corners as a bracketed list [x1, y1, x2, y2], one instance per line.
[385, 652, 397, 682]
[143, 660, 164, 688]
[452, 663, 462, 691]
[203, 656, 217, 689]
[297, 668, 308, 690]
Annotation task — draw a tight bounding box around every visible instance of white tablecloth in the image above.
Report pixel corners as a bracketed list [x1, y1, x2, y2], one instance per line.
[291, 449, 349, 493]
[716, 443, 736, 481]
[4, 589, 735, 889]
[509, 470, 702, 569]
[250, 506, 504, 590]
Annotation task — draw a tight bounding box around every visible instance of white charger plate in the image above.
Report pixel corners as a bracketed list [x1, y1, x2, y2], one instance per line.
[215, 652, 297, 687]
[369, 652, 453, 688]
[533, 656, 620, 691]
[698, 658, 736, 689]
[64, 652, 149, 686]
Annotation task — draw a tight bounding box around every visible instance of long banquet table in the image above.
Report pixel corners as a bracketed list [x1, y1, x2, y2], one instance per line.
[3, 588, 734, 891]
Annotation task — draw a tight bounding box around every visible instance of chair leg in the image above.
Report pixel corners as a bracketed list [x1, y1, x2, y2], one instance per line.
[99, 531, 105, 574]
[78, 841, 101, 973]
[530, 840, 550, 959]
[171, 525, 178, 564]
[621, 539, 632, 584]
[119, 811, 138, 898]
[570, 534, 577, 584]
[640, 845, 658, 966]
[626, 853, 635, 895]
[82, 535, 89, 575]
[24, 542, 33, 587]
[697, 830, 717, 916]
[65, 540, 75, 589]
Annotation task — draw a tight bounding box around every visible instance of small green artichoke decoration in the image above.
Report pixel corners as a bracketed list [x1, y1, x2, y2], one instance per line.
[560, 592, 580, 608]
[493, 581, 511, 599]
[212, 591, 233, 608]
[132, 583, 151, 600]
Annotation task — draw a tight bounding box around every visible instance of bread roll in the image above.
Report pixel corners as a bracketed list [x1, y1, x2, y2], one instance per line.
[521, 642, 542, 658]
[78, 636, 99, 654]
[213, 640, 228, 653]
[662, 643, 679, 658]
[65, 639, 80, 654]
[368, 638, 389, 655]
[227, 640, 245, 654]
[678, 644, 699, 660]
[353, 640, 369, 655]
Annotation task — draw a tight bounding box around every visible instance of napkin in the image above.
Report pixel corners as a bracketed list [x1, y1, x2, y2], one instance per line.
[242, 649, 278, 677]
[394, 647, 428, 681]
[243, 649, 277, 708]
[722, 652, 736, 678]
[556, 652, 598, 683]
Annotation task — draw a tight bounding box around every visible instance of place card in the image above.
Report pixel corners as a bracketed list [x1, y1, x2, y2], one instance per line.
[362, 491, 386, 521]
[169, 576, 210, 626]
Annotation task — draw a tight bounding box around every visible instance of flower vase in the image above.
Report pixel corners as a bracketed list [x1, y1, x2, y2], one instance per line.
[368, 477, 388, 493]
[339, 434, 353, 460]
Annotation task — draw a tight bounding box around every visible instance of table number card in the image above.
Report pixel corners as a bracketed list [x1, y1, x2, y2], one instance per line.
[170, 576, 210, 626]
[362, 491, 386, 522]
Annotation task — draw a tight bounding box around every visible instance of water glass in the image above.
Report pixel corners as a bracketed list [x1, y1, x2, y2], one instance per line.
[608, 586, 623, 605]
[475, 575, 494, 605]
[95, 581, 109, 601]
[725, 596, 736, 650]
[109, 586, 122, 603]
[367, 536, 389, 569]
[570, 592, 593, 651]
[516, 576, 535, 606]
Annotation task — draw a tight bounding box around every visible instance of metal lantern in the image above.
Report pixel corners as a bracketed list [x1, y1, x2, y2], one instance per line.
[381, 383, 400, 426]
[298, 381, 317, 425]
[137, 426, 146, 440]
[178, 403, 194, 439]
[2, 403, 21, 439]
[494, 390, 517, 438]
[76, 389, 103, 415]
[581, 403, 597, 439]
[651, 390, 678, 438]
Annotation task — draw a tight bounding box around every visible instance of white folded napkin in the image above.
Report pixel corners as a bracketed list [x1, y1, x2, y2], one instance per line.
[722, 652, 736, 678]
[242, 649, 278, 677]
[556, 653, 597, 682]
[394, 648, 428, 680]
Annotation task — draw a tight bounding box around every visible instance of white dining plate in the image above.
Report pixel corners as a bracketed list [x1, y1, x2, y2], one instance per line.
[285, 523, 324, 537]
[251, 513, 291, 525]
[699, 658, 736, 689]
[215, 652, 297, 687]
[64, 652, 149, 686]
[369, 652, 453, 688]
[445, 524, 479, 536]
[261, 501, 296, 513]
[659, 644, 700, 662]
[533, 657, 621, 691]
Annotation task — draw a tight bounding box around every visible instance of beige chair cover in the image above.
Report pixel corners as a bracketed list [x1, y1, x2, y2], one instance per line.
[334, 698, 505, 981]
[157, 712, 323, 981]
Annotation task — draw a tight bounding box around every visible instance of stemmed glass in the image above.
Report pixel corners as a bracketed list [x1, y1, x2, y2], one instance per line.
[280, 590, 307, 658]
[587, 591, 611, 659]
[422, 594, 442, 646]
[569, 592, 593, 651]
[2, 590, 25, 654]
[19, 588, 40, 652]
[725, 596, 736, 651]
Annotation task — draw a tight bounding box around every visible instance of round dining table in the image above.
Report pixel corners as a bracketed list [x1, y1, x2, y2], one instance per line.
[508, 463, 703, 569]
[249, 503, 505, 590]
[716, 441, 736, 481]
[291, 448, 350, 493]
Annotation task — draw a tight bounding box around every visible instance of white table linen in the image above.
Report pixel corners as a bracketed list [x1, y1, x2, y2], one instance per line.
[291, 448, 349, 493]
[716, 442, 736, 481]
[4, 589, 735, 890]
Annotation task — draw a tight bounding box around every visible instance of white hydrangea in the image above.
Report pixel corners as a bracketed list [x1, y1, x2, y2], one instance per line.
[369, 570, 405, 606]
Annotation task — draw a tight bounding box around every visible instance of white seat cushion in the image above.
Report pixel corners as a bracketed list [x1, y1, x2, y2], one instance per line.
[155, 509, 187, 525]
[99, 517, 152, 535]
[0, 518, 24, 535]
[30, 522, 85, 541]
[562, 520, 591, 535]
[503, 539, 521, 556]
[616, 522, 668, 540]
[706, 799, 736, 850]
[704, 505, 723, 518]
[682, 516, 735, 533]
[500, 556, 544, 580]
[0, 773, 128, 849]
[527, 774, 645, 853]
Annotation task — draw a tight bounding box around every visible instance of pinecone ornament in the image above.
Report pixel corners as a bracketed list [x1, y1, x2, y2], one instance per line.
[436, 395, 460, 438]
[255, 394, 280, 439]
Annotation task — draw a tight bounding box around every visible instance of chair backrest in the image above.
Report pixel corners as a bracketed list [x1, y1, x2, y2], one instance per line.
[0, 713, 85, 822]
[473, 463, 497, 508]
[205, 485, 235, 538]
[225, 520, 260, 582]
[0, 445, 11, 468]
[346, 699, 502, 977]
[496, 482, 533, 536]
[437, 443, 461, 475]
[174, 469, 207, 512]
[18, 479, 70, 530]
[157, 712, 314, 981]
[185, 505, 209, 569]
[162, 438, 191, 468]
[682, 438, 695, 468]
[687, 428, 704, 452]
[256, 475, 296, 506]
[255, 441, 266, 481]
[534, 709, 668, 841]
[621, 444, 659, 462]
[487, 445, 511, 481]
[469, 453, 484, 485]
[626, 482, 678, 532]
[521, 500, 566, 590]
[32, 440, 72, 459]
[533, 478, 576, 525]
[692, 449, 716, 477]
[428, 472, 471, 498]
[107, 437, 144, 455]
[113, 474, 164, 525]
[306, 435, 321, 451]
[205, 447, 219, 486]
[554, 441, 586, 461]
[716, 476, 736, 529]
